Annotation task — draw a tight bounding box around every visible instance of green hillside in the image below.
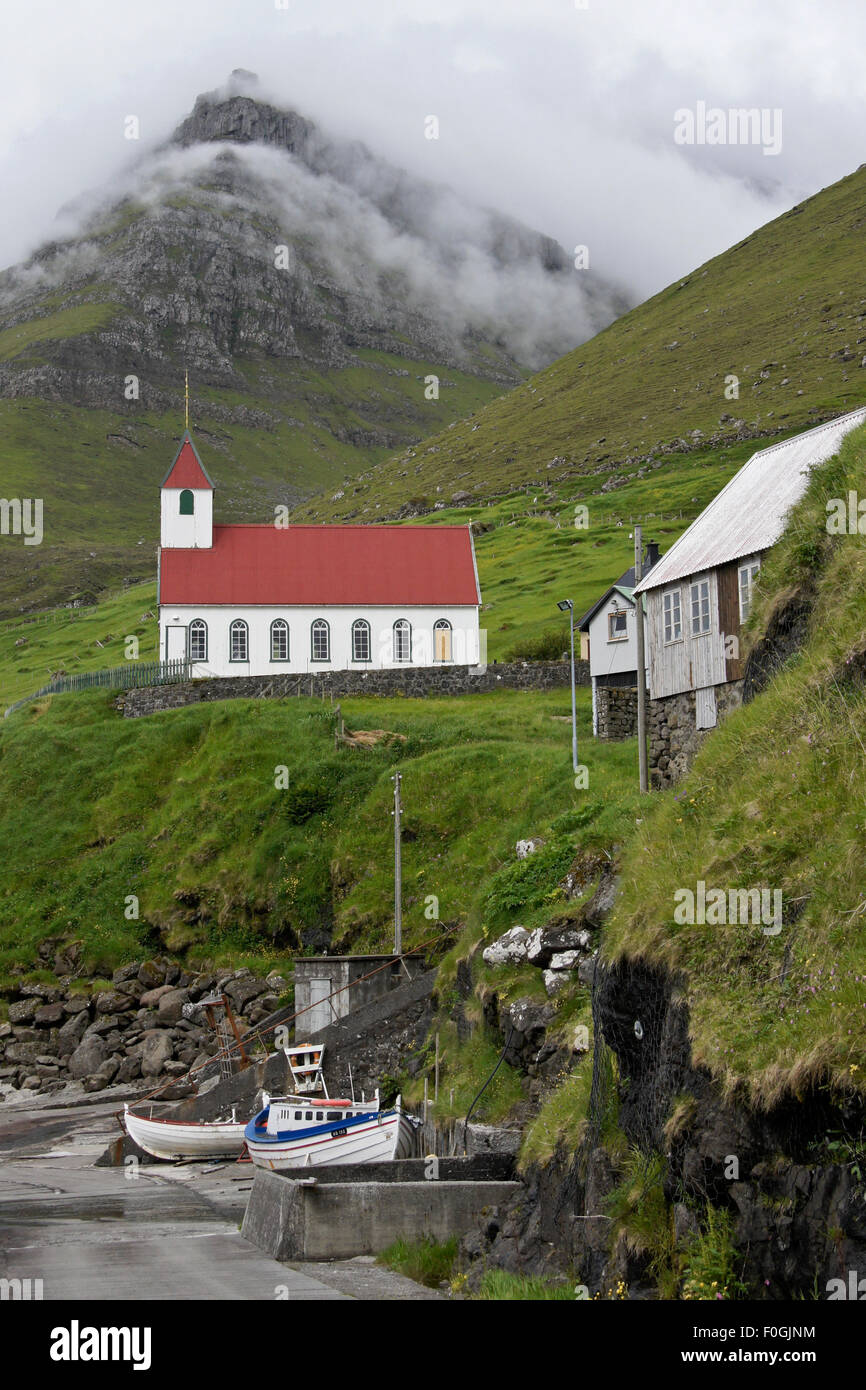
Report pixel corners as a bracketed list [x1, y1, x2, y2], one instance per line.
[299, 164, 866, 522]
[0, 347, 507, 617]
[0, 688, 639, 989]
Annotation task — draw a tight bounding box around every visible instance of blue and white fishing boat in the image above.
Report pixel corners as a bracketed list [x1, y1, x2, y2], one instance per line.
[244, 1089, 419, 1170]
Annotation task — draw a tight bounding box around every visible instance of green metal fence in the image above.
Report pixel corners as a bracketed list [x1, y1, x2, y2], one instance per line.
[4, 659, 191, 718]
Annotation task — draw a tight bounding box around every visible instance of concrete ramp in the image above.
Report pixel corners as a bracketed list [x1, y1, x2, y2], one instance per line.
[242, 1161, 520, 1262]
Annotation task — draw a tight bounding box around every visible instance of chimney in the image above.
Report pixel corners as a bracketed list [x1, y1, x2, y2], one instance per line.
[644, 538, 660, 571]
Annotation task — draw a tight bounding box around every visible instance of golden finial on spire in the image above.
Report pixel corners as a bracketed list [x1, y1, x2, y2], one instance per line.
[184, 369, 190, 431]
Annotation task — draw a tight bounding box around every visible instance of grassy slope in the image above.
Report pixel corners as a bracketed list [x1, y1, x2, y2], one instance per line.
[0, 338, 507, 616]
[0, 687, 639, 977]
[298, 164, 866, 522]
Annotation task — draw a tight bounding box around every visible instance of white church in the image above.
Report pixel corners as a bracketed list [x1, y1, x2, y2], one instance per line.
[158, 432, 482, 676]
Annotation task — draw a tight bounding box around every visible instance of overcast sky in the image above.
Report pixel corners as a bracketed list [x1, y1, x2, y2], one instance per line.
[2, 0, 865, 302]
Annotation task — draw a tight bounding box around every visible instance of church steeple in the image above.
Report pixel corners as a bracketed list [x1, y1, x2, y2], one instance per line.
[160, 427, 214, 549]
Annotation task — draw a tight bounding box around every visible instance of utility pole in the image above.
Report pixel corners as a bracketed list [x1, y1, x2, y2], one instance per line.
[557, 599, 578, 774]
[634, 525, 649, 793]
[392, 771, 403, 955]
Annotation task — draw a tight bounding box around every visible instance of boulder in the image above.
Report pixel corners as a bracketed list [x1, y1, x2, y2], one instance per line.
[85, 1016, 126, 1039]
[112, 962, 141, 985]
[20, 983, 63, 1002]
[223, 976, 268, 1011]
[549, 950, 581, 971]
[69, 1036, 108, 1080]
[137, 960, 165, 991]
[0, 1021, 11, 1040]
[95, 988, 137, 1015]
[157, 988, 191, 1024]
[543, 970, 570, 997]
[116, 1055, 142, 1083]
[34, 1003, 66, 1028]
[482, 927, 530, 967]
[139, 984, 175, 1009]
[62, 995, 90, 1015]
[8, 999, 38, 1025]
[516, 838, 545, 860]
[139, 1032, 174, 1077]
[508, 997, 555, 1038]
[53, 943, 82, 976]
[5, 1042, 44, 1064]
[526, 924, 590, 968]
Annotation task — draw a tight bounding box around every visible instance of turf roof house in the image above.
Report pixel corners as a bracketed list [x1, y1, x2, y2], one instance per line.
[634, 406, 866, 787]
[157, 433, 482, 676]
[576, 540, 661, 740]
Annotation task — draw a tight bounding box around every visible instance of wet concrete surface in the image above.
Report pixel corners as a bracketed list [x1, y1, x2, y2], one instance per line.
[0, 1092, 443, 1301]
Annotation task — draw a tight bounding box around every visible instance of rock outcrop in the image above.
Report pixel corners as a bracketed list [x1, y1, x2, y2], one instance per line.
[0, 948, 287, 1101]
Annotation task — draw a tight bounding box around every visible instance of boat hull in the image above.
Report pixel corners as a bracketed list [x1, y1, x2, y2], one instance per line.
[123, 1108, 247, 1161]
[244, 1107, 418, 1170]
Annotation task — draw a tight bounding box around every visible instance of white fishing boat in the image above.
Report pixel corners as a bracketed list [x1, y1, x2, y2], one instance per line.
[243, 1090, 420, 1170]
[123, 1103, 247, 1161]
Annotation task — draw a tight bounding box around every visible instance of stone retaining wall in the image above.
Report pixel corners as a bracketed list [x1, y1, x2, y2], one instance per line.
[117, 660, 589, 717]
[649, 680, 743, 787]
[596, 684, 641, 741]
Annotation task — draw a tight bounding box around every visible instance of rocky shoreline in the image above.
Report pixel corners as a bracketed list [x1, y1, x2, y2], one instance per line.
[0, 941, 286, 1103]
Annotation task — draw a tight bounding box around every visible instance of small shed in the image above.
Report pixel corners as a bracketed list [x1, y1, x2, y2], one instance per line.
[293, 954, 427, 1038]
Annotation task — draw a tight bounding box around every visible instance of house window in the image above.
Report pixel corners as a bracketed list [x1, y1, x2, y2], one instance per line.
[311, 619, 330, 662]
[393, 619, 411, 663]
[270, 619, 289, 662]
[229, 619, 248, 662]
[179, 489, 194, 515]
[607, 610, 628, 642]
[434, 619, 452, 662]
[738, 560, 761, 622]
[189, 619, 207, 662]
[352, 619, 371, 662]
[663, 589, 682, 644]
[690, 579, 711, 636]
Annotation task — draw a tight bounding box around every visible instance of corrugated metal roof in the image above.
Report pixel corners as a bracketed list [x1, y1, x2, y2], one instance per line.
[160, 523, 480, 606]
[635, 407, 866, 592]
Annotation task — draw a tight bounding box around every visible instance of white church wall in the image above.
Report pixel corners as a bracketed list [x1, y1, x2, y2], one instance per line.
[158, 604, 482, 676]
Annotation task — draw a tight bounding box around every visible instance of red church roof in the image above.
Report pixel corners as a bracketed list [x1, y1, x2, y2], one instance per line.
[160, 524, 481, 607]
[161, 433, 214, 490]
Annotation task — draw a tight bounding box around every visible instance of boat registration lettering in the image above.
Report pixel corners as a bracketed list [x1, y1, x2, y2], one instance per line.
[330, 1127, 348, 1139]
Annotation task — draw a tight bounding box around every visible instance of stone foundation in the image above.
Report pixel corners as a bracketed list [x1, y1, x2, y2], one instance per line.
[117, 660, 589, 717]
[596, 684, 642, 741]
[649, 680, 743, 788]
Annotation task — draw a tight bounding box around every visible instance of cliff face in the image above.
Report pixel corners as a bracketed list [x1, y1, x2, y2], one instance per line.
[457, 958, 866, 1298]
[0, 76, 621, 414]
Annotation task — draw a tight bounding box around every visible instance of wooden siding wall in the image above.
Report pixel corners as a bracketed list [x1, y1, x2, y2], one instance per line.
[716, 560, 743, 681]
[646, 569, 728, 700]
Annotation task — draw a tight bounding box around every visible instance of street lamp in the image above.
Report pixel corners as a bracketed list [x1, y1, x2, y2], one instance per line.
[557, 599, 578, 774]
